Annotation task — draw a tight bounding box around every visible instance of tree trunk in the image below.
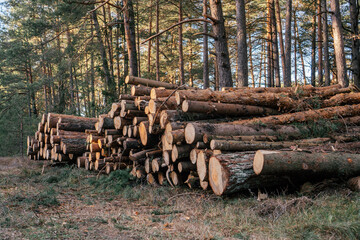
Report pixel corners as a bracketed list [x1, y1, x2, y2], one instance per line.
[125, 76, 189, 89]
[235, 0, 248, 87]
[92, 10, 113, 103]
[271, 0, 280, 87]
[311, 13, 316, 86]
[178, 0, 185, 85]
[203, 0, 209, 89]
[147, 0, 153, 74]
[254, 150, 360, 178]
[156, 0, 160, 81]
[267, 0, 273, 87]
[293, 9, 297, 85]
[317, 0, 323, 86]
[331, 0, 349, 87]
[209, 0, 233, 88]
[322, 0, 331, 86]
[275, 0, 286, 81]
[284, 0, 292, 87]
[350, 0, 359, 87]
[124, 0, 138, 77]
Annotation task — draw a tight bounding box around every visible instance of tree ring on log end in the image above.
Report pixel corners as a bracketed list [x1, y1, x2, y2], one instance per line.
[209, 156, 227, 196]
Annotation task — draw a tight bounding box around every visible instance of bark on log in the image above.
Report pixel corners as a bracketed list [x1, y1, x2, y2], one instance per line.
[234, 104, 360, 125]
[139, 121, 160, 146]
[131, 85, 152, 96]
[129, 148, 156, 162]
[253, 150, 360, 178]
[182, 100, 280, 116]
[165, 129, 185, 145]
[47, 113, 93, 129]
[185, 122, 305, 144]
[203, 134, 278, 144]
[347, 176, 360, 191]
[114, 116, 132, 130]
[196, 149, 214, 181]
[150, 88, 176, 99]
[77, 156, 86, 168]
[125, 75, 190, 89]
[209, 152, 287, 195]
[322, 92, 360, 108]
[98, 115, 115, 130]
[61, 138, 87, 155]
[133, 116, 148, 125]
[178, 161, 196, 173]
[171, 144, 193, 162]
[148, 97, 177, 114]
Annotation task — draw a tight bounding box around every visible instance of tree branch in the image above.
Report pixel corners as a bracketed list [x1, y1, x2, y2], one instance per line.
[141, 18, 213, 44]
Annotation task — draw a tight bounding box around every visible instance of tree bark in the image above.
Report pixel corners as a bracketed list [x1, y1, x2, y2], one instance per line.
[156, 0, 160, 81]
[317, 0, 324, 86]
[178, 0, 185, 85]
[209, 0, 233, 88]
[235, 0, 248, 87]
[322, 0, 331, 86]
[275, 0, 286, 81]
[271, 0, 280, 87]
[124, 0, 138, 77]
[254, 150, 360, 178]
[311, 13, 316, 86]
[331, 0, 349, 87]
[350, 0, 359, 87]
[203, 0, 209, 89]
[284, 0, 292, 87]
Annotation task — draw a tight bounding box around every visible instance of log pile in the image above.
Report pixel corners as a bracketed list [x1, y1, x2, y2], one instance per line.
[27, 76, 360, 195]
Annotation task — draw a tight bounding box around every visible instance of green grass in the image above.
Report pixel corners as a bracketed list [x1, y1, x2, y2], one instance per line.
[0, 162, 359, 239]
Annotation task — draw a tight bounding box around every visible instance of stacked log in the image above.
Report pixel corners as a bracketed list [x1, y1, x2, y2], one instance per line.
[27, 76, 360, 195]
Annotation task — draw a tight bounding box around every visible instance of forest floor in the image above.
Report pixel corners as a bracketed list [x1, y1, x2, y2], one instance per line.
[0, 157, 359, 240]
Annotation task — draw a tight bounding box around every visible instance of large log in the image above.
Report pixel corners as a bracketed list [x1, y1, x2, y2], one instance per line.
[57, 121, 96, 132]
[139, 121, 160, 146]
[125, 75, 190, 89]
[114, 116, 132, 130]
[150, 88, 176, 99]
[61, 138, 87, 155]
[171, 144, 193, 162]
[233, 104, 360, 125]
[50, 134, 87, 145]
[184, 122, 305, 144]
[203, 134, 278, 144]
[57, 130, 87, 136]
[322, 92, 360, 108]
[98, 115, 115, 131]
[209, 139, 328, 151]
[209, 152, 287, 195]
[182, 100, 280, 117]
[47, 113, 93, 129]
[253, 150, 360, 177]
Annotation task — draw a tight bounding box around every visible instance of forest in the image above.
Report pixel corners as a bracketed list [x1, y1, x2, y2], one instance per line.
[0, 0, 359, 156]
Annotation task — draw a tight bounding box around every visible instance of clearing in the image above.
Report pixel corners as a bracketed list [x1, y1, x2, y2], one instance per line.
[0, 157, 359, 239]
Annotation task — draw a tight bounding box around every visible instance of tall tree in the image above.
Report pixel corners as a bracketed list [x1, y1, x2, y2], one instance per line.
[311, 13, 317, 86]
[124, 0, 139, 77]
[156, 0, 160, 81]
[179, 0, 185, 85]
[330, 0, 349, 87]
[317, 0, 323, 86]
[350, 0, 359, 87]
[235, 0, 248, 87]
[203, 0, 209, 89]
[322, 0, 330, 86]
[271, 0, 280, 87]
[267, 0, 274, 87]
[284, 0, 292, 87]
[209, 0, 233, 88]
[275, 0, 286, 80]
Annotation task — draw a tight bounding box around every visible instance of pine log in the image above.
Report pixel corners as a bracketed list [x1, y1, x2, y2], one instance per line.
[150, 88, 175, 99]
[182, 100, 279, 117]
[185, 123, 305, 144]
[209, 140, 325, 151]
[170, 171, 183, 186]
[47, 113, 92, 129]
[171, 144, 193, 162]
[165, 122, 186, 132]
[57, 130, 87, 137]
[90, 143, 101, 152]
[61, 138, 86, 155]
[133, 125, 138, 138]
[98, 115, 115, 131]
[190, 149, 201, 164]
[175, 88, 213, 105]
[178, 161, 196, 173]
[253, 150, 360, 178]
[145, 158, 152, 173]
[119, 94, 136, 101]
[41, 113, 48, 125]
[129, 148, 156, 162]
[77, 156, 86, 168]
[139, 121, 160, 146]
[162, 135, 172, 151]
[147, 173, 157, 184]
[125, 75, 190, 89]
[163, 151, 171, 165]
[165, 129, 185, 145]
[58, 117, 97, 131]
[200, 180, 209, 190]
[203, 134, 278, 144]
[123, 138, 141, 149]
[148, 114, 160, 126]
[148, 97, 177, 114]
[38, 123, 45, 133]
[347, 176, 360, 191]
[133, 116, 148, 125]
[233, 104, 360, 125]
[114, 116, 132, 130]
[145, 149, 163, 158]
[195, 142, 208, 149]
[196, 149, 214, 181]
[209, 152, 287, 195]
[131, 85, 152, 96]
[158, 172, 167, 185]
[122, 126, 128, 136]
[151, 157, 165, 173]
[51, 135, 87, 145]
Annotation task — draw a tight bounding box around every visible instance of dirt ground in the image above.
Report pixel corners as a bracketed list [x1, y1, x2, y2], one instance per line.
[0, 157, 359, 240]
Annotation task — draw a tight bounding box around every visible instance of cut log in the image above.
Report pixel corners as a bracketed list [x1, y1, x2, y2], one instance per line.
[200, 180, 209, 190]
[114, 116, 132, 130]
[98, 115, 115, 131]
[131, 85, 152, 96]
[77, 156, 86, 168]
[163, 151, 171, 165]
[147, 173, 157, 184]
[233, 104, 360, 125]
[123, 138, 141, 149]
[129, 148, 156, 162]
[347, 176, 360, 191]
[182, 100, 279, 117]
[90, 143, 101, 152]
[322, 92, 360, 108]
[151, 157, 164, 173]
[150, 88, 175, 99]
[178, 161, 196, 173]
[190, 149, 201, 164]
[139, 121, 160, 146]
[171, 144, 193, 162]
[158, 172, 166, 185]
[185, 123, 305, 144]
[162, 135, 172, 151]
[165, 129, 185, 145]
[51, 135, 87, 145]
[106, 163, 114, 174]
[209, 152, 285, 195]
[148, 97, 177, 114]
[125, 75, 190, 89]
[196, 150, 214, 181]
[57, 130, 87, 137]
[47, 113, 92, 129]
[253, 150, 360, 178]
[175, 88, 213, 105]
[133, 116, 148, 125]
[41, 113, 48, 125]
[61, 138, 86, 155]
[58, 117, 97, 131]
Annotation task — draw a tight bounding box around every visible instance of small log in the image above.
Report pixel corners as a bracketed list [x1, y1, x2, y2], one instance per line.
[147, 173, 157, 184]
[203, 134, 278, 144]
[90, 143, 101, 152]
[185, 172, 200, 189]
[145, 158, 152, 173]
[139, 121, 160, 146]
[114, 116, 132, 130]
[151, 157, 164, 173]
[150, 88, 175, 99]
[163, 151, 171, 165]
[190, 149, 201, 164]
[196, 149, 214, 181]
[106, 163, 114, 174]
[123, 138, 141, 149]
[158, 171, 167, 185]
[133, 116, 148, 125]
[77, 156, 86, 168]
[170, 171, 183, 186]
[129, 148, 157, 162]
[200, 180, 209, 190]
[165, 129, 185, 145]
[105, 129, 122, 135]
[98, 115, 115, 131]
[148, 97, 177, 114]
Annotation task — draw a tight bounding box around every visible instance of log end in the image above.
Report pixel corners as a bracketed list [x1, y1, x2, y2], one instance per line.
[197, 151, 208, 181]
[184, 123, 196, 144]
[139, 122, 148, 146]
[175, 92, 181, 106]
[125, 75, 130, 84]
[150, 88, 157, 100]
[209, 156, 227, 196]
[182, 100, 189, 112]
[253, 150, 280, 175]
[171, 145, 178, 162]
